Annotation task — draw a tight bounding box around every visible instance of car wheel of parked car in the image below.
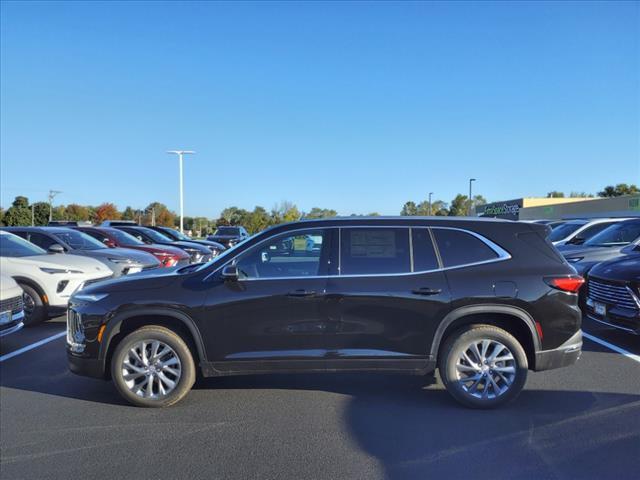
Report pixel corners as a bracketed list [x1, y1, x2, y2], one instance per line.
[19, 284, 46, 326]
[111, 326, 196, 408]
[439, 325, 528, 409]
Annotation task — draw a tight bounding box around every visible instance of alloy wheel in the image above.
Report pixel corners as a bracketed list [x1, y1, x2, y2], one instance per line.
[455, 339, 516, 400]
[121, 340, 182, 399]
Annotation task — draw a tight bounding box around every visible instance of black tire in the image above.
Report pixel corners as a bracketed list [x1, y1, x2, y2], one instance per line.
[110, 326, 196, 408]
[438, 325, 528, 409]
[19, 283, 47, 326]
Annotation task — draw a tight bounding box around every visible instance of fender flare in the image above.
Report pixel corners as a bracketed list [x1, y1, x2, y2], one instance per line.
[99, 307, 207, 364]
[429, 304, 541, 359]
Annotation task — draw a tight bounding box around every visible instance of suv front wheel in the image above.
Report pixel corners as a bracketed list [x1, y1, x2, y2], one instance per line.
[439, 325, 528, 409]
[111, 326, 196, 407]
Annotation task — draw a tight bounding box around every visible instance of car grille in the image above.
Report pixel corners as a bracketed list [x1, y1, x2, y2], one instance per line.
[0, 295, 23, 314]
[66, 308, 85, 351]
[588, 279, 638, 311]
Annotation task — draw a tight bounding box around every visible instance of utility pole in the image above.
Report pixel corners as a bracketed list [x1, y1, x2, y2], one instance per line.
[428, 192, 433, 216]
[31, 204, 35, 226]
[167, 150, 195, 233]
[48, 190, 62, 222]
[468, 178, 476, 216]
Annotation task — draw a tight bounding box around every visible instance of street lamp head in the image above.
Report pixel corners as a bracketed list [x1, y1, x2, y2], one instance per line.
[167, 150, 196, 155]
[470, 178, 476, 182]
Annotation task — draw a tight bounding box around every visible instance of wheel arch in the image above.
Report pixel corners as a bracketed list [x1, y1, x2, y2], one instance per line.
[12, 276, 48, 305]
[101, 308, 207, 377]
[431, 305, 541, 368]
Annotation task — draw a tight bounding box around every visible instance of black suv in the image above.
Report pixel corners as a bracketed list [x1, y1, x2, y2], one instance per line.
[67, 217, 583, 408]
[207, 225, 249, 248]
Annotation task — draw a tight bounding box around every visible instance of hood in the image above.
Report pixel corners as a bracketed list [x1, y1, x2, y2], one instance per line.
[589, 254, 640, 284]
[0, 274, 22, 300]
[135, 244, 190, 258]
[559, 245, 626, 262]
[75, 247, 159, 266]
[170, 241, 211, 253]
[79, 264, 180, 293]
[15, 253, 111, 274]
[184, 239, 225, 249]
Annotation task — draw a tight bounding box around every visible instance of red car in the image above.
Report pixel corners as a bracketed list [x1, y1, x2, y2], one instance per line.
[75, 226, 190, 268]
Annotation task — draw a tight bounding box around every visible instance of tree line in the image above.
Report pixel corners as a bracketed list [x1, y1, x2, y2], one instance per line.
[1, 183, 636, 235]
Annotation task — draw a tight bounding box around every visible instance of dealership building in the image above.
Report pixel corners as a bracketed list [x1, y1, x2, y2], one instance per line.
[476, 195, 640, 220]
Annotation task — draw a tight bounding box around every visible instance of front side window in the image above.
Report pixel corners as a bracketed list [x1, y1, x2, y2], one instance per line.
[584, 221, 640, 246]
[433, 229, 499, 268]
[340, 228, 410, 275]
[28, 232, 59, 250]
[548, 222, 585, 242]
[234, 229, 328, 279]
[0, 233, 46, 257]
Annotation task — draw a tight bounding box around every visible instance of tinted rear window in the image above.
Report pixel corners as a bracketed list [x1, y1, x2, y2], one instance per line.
[433, 229, 498, 268]
[411, 228, 440, 271]
[340, 228, 410, 275]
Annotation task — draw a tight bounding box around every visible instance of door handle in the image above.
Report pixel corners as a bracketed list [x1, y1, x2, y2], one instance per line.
[287, 289, 317, 297]
[412, 287, 442, 296]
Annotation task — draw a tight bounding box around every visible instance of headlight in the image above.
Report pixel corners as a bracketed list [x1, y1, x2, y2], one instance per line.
[72, 293, 109, 303]
[108, 257, 134, 264]
[40, 267, 84, 274]
[566, 257, 583, 263]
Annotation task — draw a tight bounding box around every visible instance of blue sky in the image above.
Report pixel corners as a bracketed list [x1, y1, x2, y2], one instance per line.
[1, 1, 638, 217]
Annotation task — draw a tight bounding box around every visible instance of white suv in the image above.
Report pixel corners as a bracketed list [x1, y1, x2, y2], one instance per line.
[0, 231, 112, 325]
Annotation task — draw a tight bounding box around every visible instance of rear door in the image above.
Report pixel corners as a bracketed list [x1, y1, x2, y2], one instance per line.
[324, 226, 450, 364]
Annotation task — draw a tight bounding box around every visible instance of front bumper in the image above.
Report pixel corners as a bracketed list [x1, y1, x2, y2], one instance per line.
[67, 351, 105, 379]
[534, 329, 582, 371]
[0, 320, 24, 338]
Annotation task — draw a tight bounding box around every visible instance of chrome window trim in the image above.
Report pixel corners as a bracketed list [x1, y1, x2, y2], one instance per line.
[203, 224, 511, 282]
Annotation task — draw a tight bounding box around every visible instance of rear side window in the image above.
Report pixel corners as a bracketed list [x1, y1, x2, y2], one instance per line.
[433, 229, 498, 268]
[411, 228, 440, 271]
[340, 228, 410, 275]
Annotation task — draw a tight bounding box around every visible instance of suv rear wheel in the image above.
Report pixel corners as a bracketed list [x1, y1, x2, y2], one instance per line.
[439, 325, 528, 409]
[111, 326, 196, 407]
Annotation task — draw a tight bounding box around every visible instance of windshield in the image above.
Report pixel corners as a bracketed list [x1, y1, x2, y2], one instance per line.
[0, 233, 47, 257]
[54, 230, 107, 250]
[137, 227, 173, 243]
[584, 221, 640, 247]
[548, 222, 586, 242]
[162, 228, 190, 241]
[105, 228, 144, 246]
[195, 232, 255, 272]
[214, 227, 240, 236]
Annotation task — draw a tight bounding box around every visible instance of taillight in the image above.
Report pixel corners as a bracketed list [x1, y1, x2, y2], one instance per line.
[544, 276, 584, 293]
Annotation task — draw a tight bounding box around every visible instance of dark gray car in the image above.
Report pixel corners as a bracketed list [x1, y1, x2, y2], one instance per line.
[2, 227, 160, 277]
[557, 219, 640, 276]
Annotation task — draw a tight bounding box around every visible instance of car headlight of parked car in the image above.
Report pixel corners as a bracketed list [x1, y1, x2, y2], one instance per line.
[40, 267, 84, 274]
[107, 257, 134, 264]
[566, 257, 583, 263]
[72, 293, 109, 303]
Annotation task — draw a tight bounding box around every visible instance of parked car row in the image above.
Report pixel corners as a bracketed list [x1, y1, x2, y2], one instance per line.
[545, 217, 640, 335]
[0, 223, 234, 327]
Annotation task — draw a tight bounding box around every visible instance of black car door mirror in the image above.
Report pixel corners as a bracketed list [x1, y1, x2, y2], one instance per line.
[221, 265, 239, 281]
[48, 244, 65, 254]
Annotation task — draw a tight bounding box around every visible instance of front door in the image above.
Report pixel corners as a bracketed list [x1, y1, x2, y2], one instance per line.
[201, 228, 335, 371]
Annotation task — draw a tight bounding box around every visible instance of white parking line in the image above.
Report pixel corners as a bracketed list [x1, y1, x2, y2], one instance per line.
[0, 331, 66, 363]
[583, 331, 640, 364]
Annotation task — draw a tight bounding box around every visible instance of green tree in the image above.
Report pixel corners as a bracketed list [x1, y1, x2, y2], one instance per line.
[121, 206, 136, 220]
[448, 194, 469, 216]
[304, 207, 338, 219]
[31, 201, 50, 225]
[3, 196, 31, 226]
[546, 191, 565, 198]
[400, 201, 418, 216]
[245, 206, 271, 234]
[598, 183, 639, 197]
[66, 204, 91, 221]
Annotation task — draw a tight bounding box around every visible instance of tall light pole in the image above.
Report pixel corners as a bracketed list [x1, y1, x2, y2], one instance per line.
[48, 190, 62, 222]
[428, 192, 434, 216]
[167, 150, 195, 233]
[468, 178, 476, 216]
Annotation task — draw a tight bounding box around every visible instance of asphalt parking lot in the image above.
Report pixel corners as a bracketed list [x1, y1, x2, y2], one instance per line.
[1, 317, 638, 480]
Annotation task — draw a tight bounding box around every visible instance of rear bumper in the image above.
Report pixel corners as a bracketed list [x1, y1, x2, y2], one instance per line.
[534, 329, 582, 371]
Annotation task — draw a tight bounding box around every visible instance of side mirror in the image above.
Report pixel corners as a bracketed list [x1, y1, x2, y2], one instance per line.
[221, 265, 239, 281]
[48, 244, 65, 254]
